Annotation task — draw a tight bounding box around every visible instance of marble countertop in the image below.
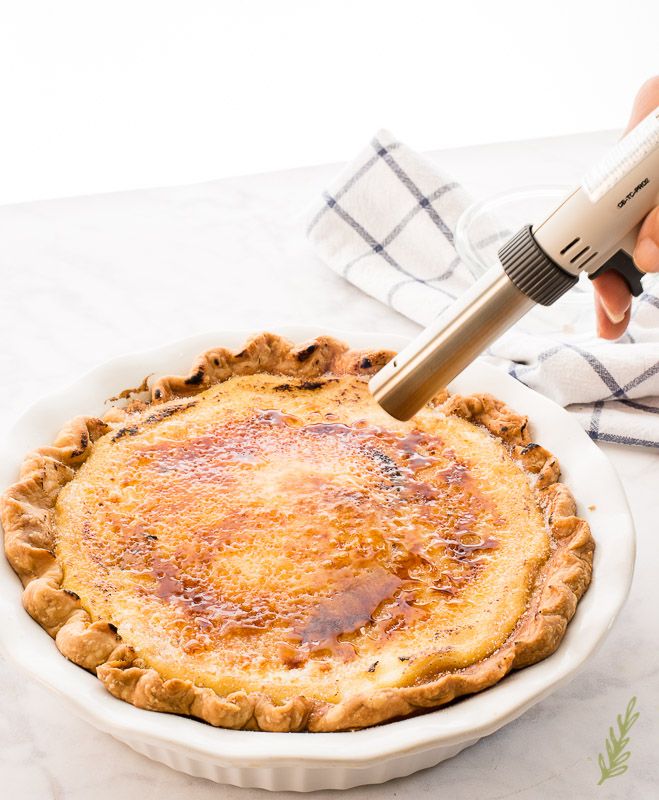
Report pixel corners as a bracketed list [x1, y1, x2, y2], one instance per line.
[1, 131, 656, 799]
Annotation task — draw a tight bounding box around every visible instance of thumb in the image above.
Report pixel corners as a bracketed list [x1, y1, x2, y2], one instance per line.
[625, 77, 659, 272]
[624, 76, 659, 133]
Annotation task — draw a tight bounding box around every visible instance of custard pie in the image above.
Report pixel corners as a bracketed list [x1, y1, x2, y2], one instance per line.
[1, 334, 594, 732]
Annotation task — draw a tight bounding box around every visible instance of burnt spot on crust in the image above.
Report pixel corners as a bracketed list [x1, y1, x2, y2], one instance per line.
[71, 432, 89, 458]
[360, 357, 372, 370]
[300, 380, 328, 390]
[111, 425, 139, 442]
[184, 368, 205, 386]
[520, 443, 540, 455]
[107, 622, 118, 634]
[111, 402, 196, 443]
[367, 448, 404, 483]
[63, 589, 80, 601]
[153, 388, 162, 400]
[143, 401, 196, 426]
[273, 379, 336, 392]
[296, 344, 318, 362]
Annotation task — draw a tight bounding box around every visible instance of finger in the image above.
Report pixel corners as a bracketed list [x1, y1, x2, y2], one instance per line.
[624, 75, 659, 133]
[592, 271, 632, 339]
[594, 293, 631, 340]
[633, 206, 659, 273]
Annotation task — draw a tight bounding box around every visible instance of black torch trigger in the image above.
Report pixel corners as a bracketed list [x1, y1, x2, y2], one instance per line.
[589, 250, 645, 297]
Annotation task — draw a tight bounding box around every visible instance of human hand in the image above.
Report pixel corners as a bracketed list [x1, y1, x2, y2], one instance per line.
[593, 77, 659, 339]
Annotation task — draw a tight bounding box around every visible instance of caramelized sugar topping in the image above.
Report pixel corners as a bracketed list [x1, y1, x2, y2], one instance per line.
[55, 375, 550, 699]
[75, 406, 503, 662]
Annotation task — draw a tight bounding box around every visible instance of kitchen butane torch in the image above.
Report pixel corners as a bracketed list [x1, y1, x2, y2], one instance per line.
[370, 106, 659, 421]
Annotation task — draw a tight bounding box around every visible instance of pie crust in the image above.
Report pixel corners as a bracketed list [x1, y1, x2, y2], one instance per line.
[1, 333, 594, 732]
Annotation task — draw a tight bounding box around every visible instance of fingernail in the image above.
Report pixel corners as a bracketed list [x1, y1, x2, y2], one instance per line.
[601, 298, 629, 325]
[634, 237, 659, 272]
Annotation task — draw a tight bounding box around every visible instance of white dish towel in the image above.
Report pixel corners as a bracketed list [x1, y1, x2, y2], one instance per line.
[307, 130, 659, 448]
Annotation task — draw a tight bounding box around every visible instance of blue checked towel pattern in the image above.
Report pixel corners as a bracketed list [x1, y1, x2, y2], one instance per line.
[307, 130, 659, 448]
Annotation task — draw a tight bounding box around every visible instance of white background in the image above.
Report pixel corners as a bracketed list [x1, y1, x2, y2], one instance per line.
[0, 0, 657, 205]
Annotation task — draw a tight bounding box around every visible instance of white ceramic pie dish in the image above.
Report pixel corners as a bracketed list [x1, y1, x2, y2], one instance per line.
[0, 326, 635, 792]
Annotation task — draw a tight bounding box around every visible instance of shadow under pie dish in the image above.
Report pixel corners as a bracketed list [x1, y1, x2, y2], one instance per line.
[1, 332, 594, 733]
